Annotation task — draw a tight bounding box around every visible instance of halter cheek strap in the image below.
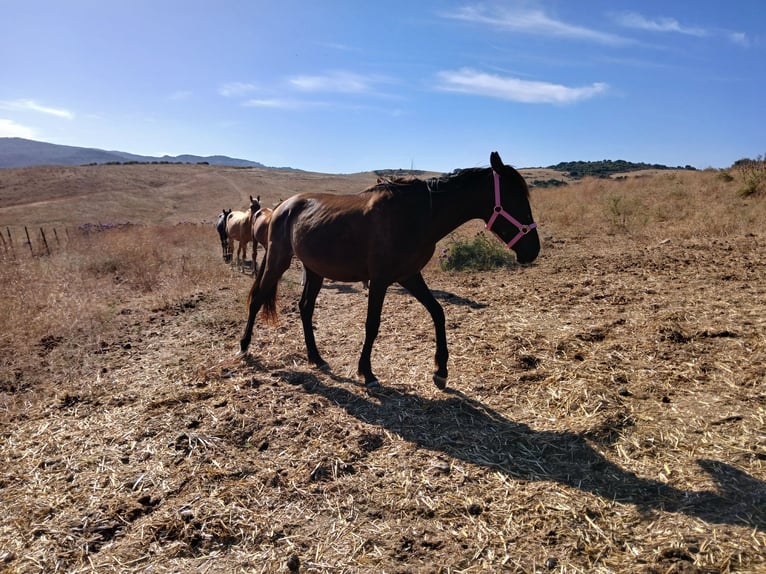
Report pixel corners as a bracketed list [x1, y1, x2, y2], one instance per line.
[485, 171, 537, 249]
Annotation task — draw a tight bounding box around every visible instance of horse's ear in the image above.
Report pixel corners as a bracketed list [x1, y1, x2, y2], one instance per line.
[257, 195, 261, 202]
[490, 151, 504, 172]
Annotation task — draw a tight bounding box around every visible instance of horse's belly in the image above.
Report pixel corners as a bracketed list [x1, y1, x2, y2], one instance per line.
[298, 251, 368, 282]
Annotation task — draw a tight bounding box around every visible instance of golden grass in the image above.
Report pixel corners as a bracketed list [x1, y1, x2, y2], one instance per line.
[534, 168, 766, 240]
[0, 165, 765, 573]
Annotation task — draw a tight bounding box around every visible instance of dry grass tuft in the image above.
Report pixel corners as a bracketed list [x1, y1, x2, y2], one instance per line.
[1, 165, 765, 573]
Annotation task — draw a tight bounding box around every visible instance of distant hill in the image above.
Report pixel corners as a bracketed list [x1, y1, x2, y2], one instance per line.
[0, 137, 267, 169]
[548, 159, 696, 178]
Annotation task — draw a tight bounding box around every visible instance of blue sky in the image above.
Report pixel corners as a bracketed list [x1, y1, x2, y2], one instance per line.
[1, 1, 763, 173]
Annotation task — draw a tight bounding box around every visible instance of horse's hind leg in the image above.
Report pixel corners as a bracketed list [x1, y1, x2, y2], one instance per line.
[299, 269, 327, 368]
[238, 249, 292, 356]
[399, 273, 448, 390]
[238, 284, 263, 357]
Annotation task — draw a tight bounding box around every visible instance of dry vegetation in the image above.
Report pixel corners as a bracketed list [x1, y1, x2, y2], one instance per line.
[0, 162, 765, 573]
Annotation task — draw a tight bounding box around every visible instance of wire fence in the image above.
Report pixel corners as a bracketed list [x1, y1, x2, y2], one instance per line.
[1, 222, 210, 260]
[1, 225, 73, 259]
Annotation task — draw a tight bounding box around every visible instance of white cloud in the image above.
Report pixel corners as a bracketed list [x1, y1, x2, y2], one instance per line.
[289, 71, 388, 94]
[436, 69, 607, 104]
[444, 5, 628, 45]
[219, 82, 259, 97]
[242, 98, 322, 110]
[0, 118, 37, 138]
[728, 31, 750, 47]
[613, 12, 750, 47]
[0, 99, 74, 119]
[614, 12, 707, 37]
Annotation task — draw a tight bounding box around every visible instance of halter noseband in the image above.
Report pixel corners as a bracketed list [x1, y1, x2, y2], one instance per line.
[485, 171, 537, 249]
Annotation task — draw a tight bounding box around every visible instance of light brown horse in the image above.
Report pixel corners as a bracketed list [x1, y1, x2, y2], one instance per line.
[237, 152, 540, 389]
[225, 195, 261, 267]
[250, 206, 272, 269]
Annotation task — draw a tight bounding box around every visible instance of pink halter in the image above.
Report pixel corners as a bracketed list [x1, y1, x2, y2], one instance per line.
[485, 171, 537, 249]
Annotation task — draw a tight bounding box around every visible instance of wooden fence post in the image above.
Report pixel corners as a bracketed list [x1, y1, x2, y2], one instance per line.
[40, 228, 50, 256]
[24, 226, 33, 256]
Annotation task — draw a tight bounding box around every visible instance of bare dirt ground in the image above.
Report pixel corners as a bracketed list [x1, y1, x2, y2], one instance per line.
[0, 164, 765, 573]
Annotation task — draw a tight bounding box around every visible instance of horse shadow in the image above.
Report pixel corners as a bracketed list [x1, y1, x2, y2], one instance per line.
[432, 289, 488, 309]
[385, 286, 488, 309]
[273, 369, 766, 532]
[317, 284, 486, 307]
[322, 282, 366, 294]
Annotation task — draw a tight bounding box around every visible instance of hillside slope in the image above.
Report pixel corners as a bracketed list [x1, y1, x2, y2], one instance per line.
[0, 138, 266, 169]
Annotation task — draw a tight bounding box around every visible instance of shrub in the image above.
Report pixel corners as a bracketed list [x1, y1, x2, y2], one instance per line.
[717, 170, 734, 183]
[605, 192, 647, 232]
[734, 155, 766, 197]
[438, 232, 517, 271]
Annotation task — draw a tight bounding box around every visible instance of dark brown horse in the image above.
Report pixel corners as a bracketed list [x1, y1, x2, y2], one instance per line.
[255, 205, 368, 290]
[216, 208, 232, 263]
[237, 152, 540, 389]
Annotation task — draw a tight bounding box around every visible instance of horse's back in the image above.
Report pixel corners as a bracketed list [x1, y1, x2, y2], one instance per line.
[270, 190, 432, 282]
[227, 210, 251, 241]
[252, 208, 272, 247]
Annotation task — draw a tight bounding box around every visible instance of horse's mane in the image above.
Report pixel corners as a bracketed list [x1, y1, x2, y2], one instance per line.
[427, 167, 485, 189]
[364, 175, 427, 195]
[364, 165, 529, 198]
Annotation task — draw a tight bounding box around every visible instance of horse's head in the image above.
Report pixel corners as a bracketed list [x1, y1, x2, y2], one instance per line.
[217, 209, 232, 234]
[249, 195, 261, 213]
[486, 152, 540, 264]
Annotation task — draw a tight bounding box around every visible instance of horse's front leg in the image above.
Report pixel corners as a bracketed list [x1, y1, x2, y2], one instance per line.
[358, 282, 388, 388]
[399, 273, 448, 390]
[299, 270, 327, 369]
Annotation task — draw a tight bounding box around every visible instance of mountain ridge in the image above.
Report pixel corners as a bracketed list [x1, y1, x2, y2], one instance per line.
[0, 137, 268, 169]
[1, 137, 699, 175]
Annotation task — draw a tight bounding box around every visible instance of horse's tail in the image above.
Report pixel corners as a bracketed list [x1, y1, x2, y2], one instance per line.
[260, 285, 278, 325]
[246, 258, 279, 326]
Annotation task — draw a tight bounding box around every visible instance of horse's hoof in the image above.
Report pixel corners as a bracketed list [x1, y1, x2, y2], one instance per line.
[365, 379, 381, 390]
[235, 349, 248, 359]
[433, 374, 448, 390]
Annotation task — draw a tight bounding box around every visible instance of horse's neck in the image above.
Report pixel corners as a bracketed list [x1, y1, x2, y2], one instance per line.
[427, 176, 487, 241]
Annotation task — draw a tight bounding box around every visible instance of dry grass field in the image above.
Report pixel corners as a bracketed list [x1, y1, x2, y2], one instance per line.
[0, 161, 765, 573]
